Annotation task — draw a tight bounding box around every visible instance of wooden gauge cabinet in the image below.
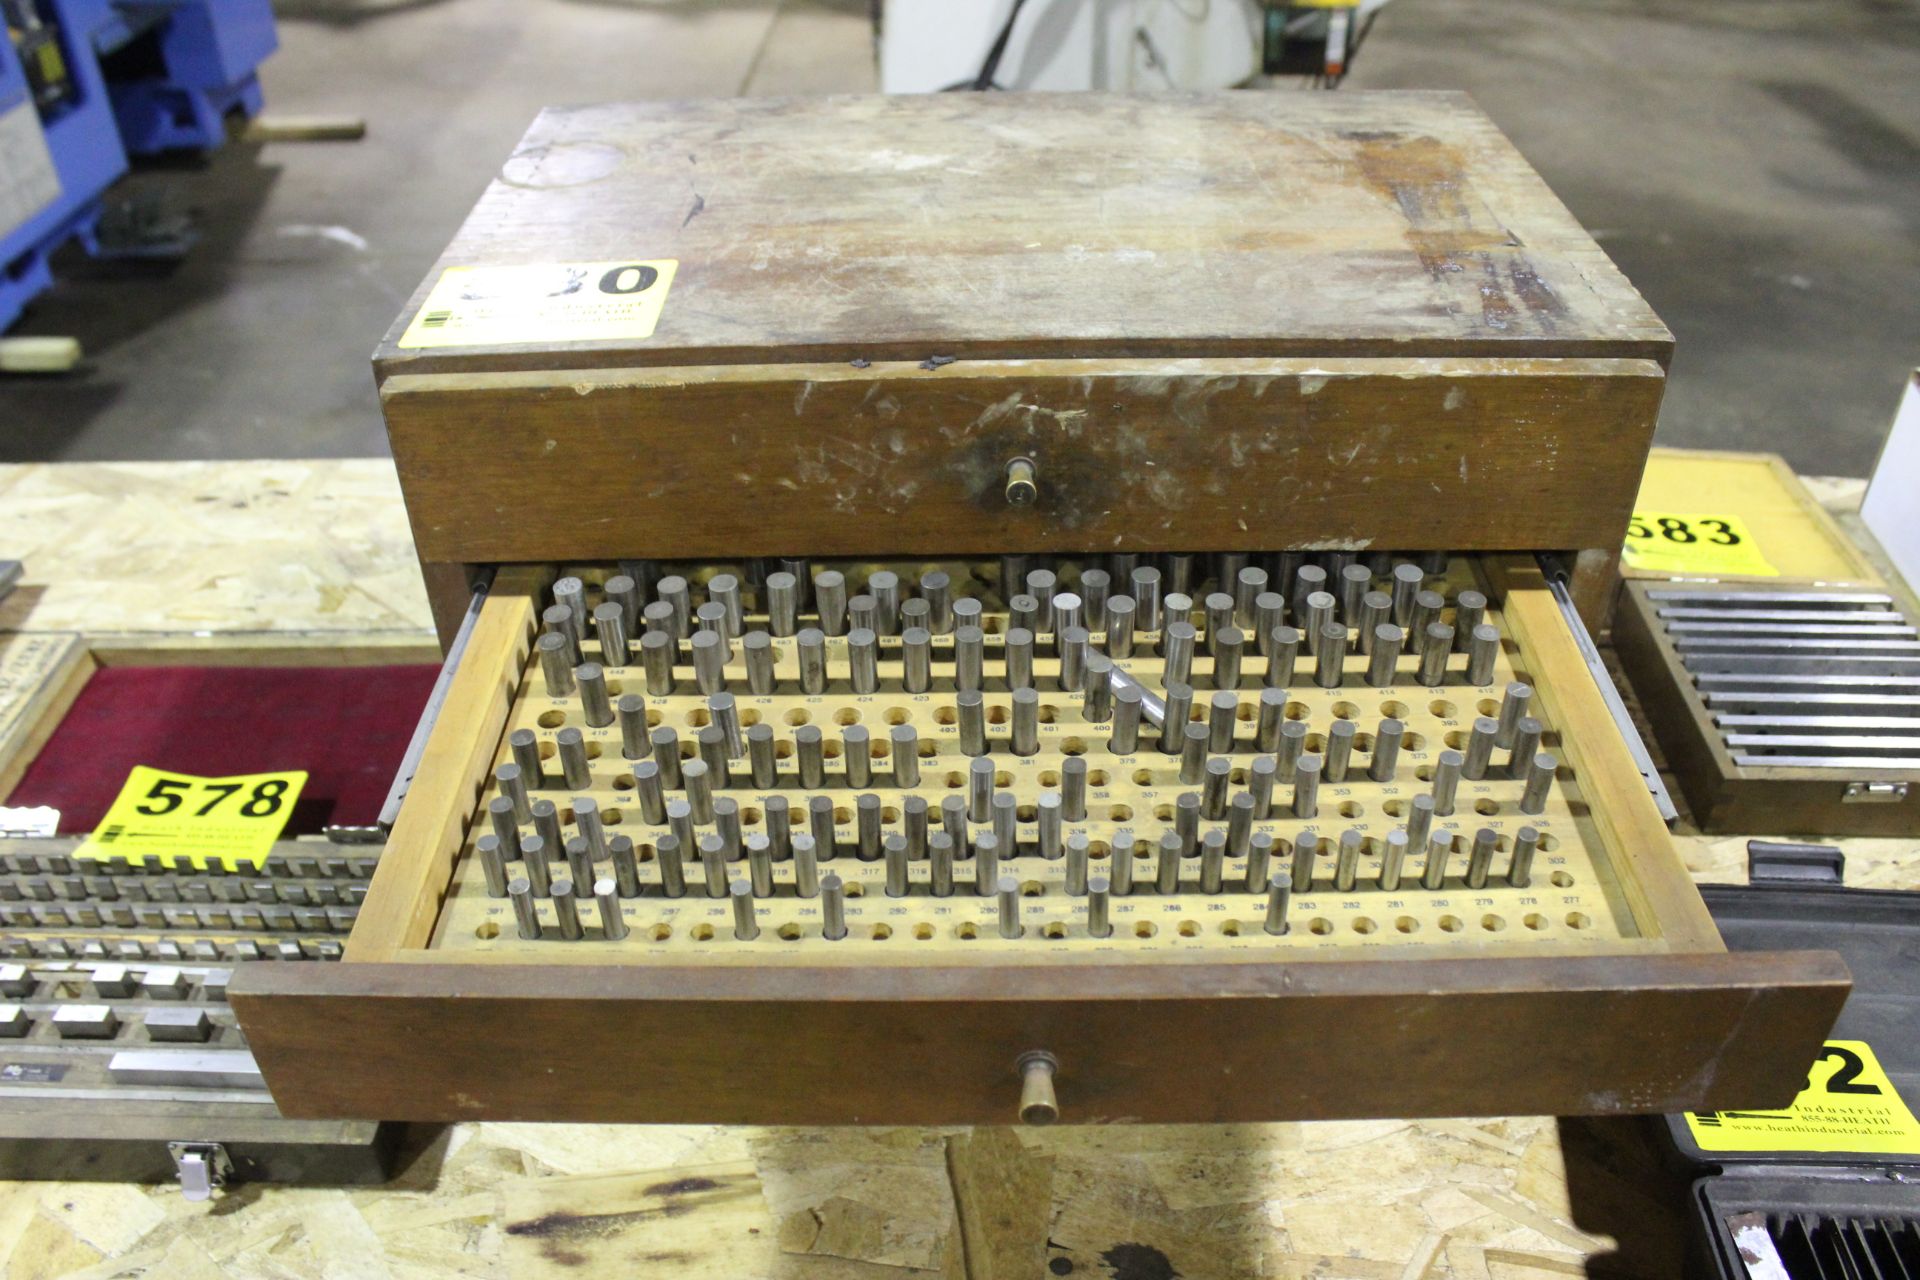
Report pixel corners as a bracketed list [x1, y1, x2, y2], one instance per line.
[230, 92, 1847, 1125]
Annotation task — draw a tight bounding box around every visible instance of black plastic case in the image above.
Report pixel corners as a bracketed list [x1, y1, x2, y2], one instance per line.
[1668, 843, 1920, 1277]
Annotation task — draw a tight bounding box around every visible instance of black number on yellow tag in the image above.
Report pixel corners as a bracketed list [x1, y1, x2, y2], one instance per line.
[1627, 514, 1745, 547]
[1698, 518, 1741, 545]
[598, 264, 660, 295]
[136, 777, 191, 816]
[241, 778, 291, 817]
[1655, 516, 1696, 543]
[193, 783, 242, 815]
[1817, 1044, 1882, 1096]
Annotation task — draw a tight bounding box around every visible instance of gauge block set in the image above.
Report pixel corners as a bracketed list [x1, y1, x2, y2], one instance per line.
[1615, 583, 1920, 835]
[0, 840, 394, 1187]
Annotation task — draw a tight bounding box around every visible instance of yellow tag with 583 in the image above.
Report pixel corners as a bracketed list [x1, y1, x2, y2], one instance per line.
[1622, 511, 1778, 577]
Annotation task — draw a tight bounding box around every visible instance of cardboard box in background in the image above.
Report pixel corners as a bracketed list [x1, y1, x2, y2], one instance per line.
[1862, 369, 1920, 590]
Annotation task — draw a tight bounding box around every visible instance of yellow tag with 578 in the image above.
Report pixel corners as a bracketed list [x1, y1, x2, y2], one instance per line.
[77, 767, 307, 871]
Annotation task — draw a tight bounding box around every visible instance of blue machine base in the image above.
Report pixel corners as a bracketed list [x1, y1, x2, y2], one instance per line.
[111, 70, 262, 154]
[1, 199, 104, 336]
[1, 0, 277, 333]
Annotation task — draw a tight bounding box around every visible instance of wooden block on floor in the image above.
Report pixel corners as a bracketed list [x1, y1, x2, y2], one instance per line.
[0, 337, 81, 375]
[242, 115, 368, 142]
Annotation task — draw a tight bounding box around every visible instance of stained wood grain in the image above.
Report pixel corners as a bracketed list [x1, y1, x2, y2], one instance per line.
[383, 357, 1666, 565]
[374, 92, 1671, 380]
[231, 949, 1847, 1125]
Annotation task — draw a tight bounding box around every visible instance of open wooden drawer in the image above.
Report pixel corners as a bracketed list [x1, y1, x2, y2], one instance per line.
[230, 558, 1847, 1125]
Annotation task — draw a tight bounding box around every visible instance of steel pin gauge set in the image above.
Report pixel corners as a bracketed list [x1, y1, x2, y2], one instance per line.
[231, 556, 1848, 1128]
[439, 554, 1611, 959]
[227, 94, 1848, 1128]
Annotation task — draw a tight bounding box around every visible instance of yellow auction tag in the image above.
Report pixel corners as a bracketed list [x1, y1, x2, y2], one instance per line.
[1622, 510, 1779, 577]
[1684, 1041, 1920, 1155]
[397, 259, 677, 348]
[78, 767, 306, 870]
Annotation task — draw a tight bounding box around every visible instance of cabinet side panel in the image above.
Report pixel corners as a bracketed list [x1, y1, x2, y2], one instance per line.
[344, 588, 535, 961]
[1500, 581, 1721, 950]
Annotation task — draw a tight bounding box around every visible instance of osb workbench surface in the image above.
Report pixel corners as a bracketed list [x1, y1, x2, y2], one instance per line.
[0, 460, 1911, 1280]
[0, 461, 431, 640]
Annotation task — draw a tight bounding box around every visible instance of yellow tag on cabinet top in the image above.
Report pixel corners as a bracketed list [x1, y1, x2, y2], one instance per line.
[1684, 1041, 1920, 1156]
[1621, 510, 1779, 578]
[397, 260, 678, 348]
[78, 767, 306, 870]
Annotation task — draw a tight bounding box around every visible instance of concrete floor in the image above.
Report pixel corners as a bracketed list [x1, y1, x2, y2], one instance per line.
[1351, 0, 1920, 478]
[2, 0, 1916, 476]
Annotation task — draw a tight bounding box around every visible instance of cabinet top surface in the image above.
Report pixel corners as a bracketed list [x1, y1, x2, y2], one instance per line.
[376, 91, 1669, 374]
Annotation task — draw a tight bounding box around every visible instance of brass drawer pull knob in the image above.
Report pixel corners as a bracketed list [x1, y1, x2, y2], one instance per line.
[1004, 457, 1038, 507]
[1017, 1051, 1059, 1125]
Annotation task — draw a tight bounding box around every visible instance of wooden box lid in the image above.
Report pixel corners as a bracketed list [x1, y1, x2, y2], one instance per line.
[374, 91, 1669, 380]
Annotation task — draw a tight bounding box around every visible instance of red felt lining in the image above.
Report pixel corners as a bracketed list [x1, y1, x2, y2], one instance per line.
[9, 665, 441, 834]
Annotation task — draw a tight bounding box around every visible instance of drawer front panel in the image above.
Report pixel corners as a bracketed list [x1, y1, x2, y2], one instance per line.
[383, 358, 1665, 564]
[232, 951, 1847, 1124]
